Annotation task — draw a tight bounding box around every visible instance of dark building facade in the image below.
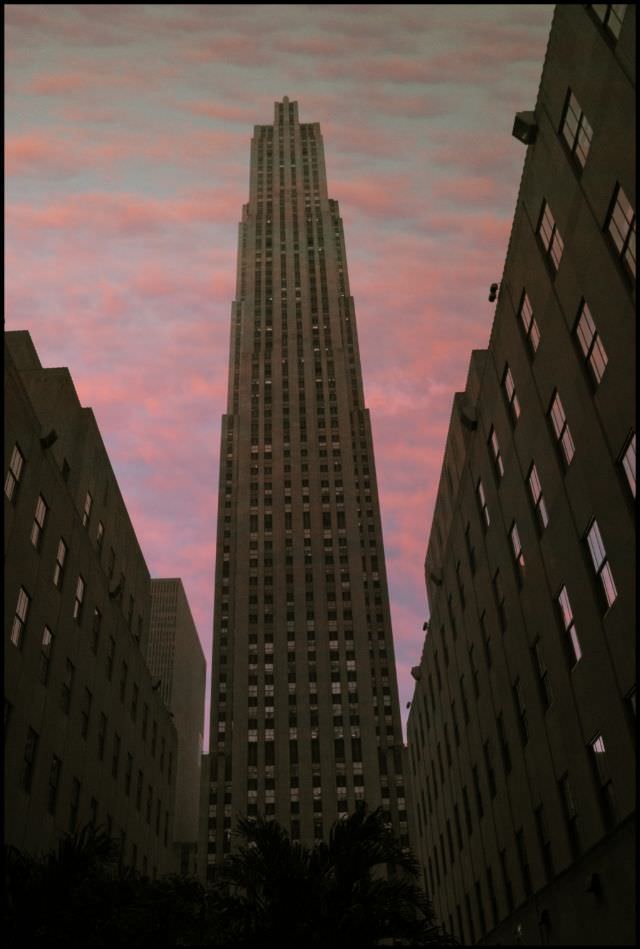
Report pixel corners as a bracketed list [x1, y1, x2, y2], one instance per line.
[407, 5, 635, 946]
[148, 578, 206, 877]
[207, 98, 407, 875]
[5, 331, 178, 877]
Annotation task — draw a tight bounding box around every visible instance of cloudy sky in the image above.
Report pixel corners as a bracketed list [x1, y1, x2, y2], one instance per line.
[5, 4, 555, 747]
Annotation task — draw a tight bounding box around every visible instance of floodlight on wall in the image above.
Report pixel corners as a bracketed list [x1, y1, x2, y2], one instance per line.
[489, 282, 499, 302]
[40, 429, 58, 449]
[512, 110, 538, 144]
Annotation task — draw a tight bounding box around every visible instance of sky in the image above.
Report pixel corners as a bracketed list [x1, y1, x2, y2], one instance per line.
[5, 3, 555, 749]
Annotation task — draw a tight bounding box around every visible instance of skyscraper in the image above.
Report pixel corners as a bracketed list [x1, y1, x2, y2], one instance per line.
[206, 98, 407, 876]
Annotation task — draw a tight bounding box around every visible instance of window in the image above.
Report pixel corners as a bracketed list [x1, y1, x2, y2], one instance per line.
[559, 772, 580, 856]
[5, 443, 25, 502]
[527, 463, 549, 531]
[119, 661, 128, 703]
[497, 713, 511, 774]
[513, 678, 528, 744]
[22, 727, 38, 792]
[560, 89, 593, 167]
[492, 569, 506, 632]
[549, 391, 575, 466]
[575, 301, 608, 384]
[591, 3, 626, 39]
[40, 626, 54, 684]
[131, 684, 139, 722]
[477, 479, 490, 528]
[502, 366, 521, 422]
[535, 805, 554, 880]
[106, 636, 116, 681]
[532, 640, 553, 710]
[586, 519, 617, 609]
[73, 575, 85, 623]
[10, 587, 30, 648]
[557, 586, 582, 666]
[488, 427, 504, 479]
[92, 608, 102, 654]
[510, 522, 525, 581]
[81, 687, 92, 738]
[518, 290, 540, 353]
[48, 755, 62, 814]
[112, 733, 121, 779]
[96, 521, 104, 552]
[516, 829, 532, 896]
[30, 495, 48, 549]
[61, 659, 75, 713]
[589, 733, 616, 825]
[53, 539, 67, 589]
[82, 491, 93, 528]
[98, 712, 107, 761]
[620, 432, 636, 497]
[606, 183, 636, 281]
[537, 200, 564, 271]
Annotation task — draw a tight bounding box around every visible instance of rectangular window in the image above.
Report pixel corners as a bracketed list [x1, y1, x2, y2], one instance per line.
[535, 804, 554, 880]
[591, 4, 626, 40]
[465, 522, 476, 574]
[532, 639, 553, 710]
[131, 684, 139, 722]
[590, 733, 616, 826]
[92, 608, 102, 654]
[106, 636, 116, 681]
[586, 519, 617, 609]
[510, 522, 525, 581]
[61, 658, 75, 713]
[11, 587, 30, 648]
[22, 727, 39, 791]
[477, 479, 490, 528]
[112, 733, 121, 779]
[518, 290, 540, 353]
[5, 443, 25, 502]
[497, 713, 511, 774]
[82, 491, 93, 528]
[97, 712, 107, 761]
[549, 391, 575, 466]
[40, 625, 54, 684]
[513, 678, 528, 744]
[81, 687, 92, 738]
[560, 89, 593, 167]
[502, 366, 521, 422]
[48, 755, 62, 815]
[557, 585, 582, 666]
[492, 569, 506, 632]
[527, 463, 549, 531]
[30, 495, 48, 550]
[620, 432, 636, 498]
[53, 539, 67, 589]
[606, 183, 635, 281]
[488, 426, 504, 479]
[73, 575, 85, 623]
[96, 520, 104, 553]
[559, 772, 580, 856]
[537, 200, 564, 271]
[575, 300, 608, 385]
[120, 661, 128, 703]
[69, 778, 81, 832]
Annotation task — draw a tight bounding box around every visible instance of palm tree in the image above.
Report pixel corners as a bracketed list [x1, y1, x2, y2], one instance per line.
[210, 801, 458, 946]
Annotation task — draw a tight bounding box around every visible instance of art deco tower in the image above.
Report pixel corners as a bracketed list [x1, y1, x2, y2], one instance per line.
[206, 98, 408, 876]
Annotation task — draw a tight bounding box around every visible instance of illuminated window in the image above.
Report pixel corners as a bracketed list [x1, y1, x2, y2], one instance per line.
[620, 432, 636, 497]
[5, 444, 25, 502]
[510, 522, 525, 582]
[477, 479, 490, 528]
[590, 3, 626, 39]
[575, 301, 608, 384]
[53, 538, 67, 589]
[537, 200, 564, 271]
[82, 491, 93, 528]
[488, 427, 504, 479]
[586, 519, 617, 609]
[557, 586, 582, 666]
[589, 733, 616, 825]
[527, 463, 549, 531]
[10, 587, 30, 648]
[73, 575, 85, 623]
[560, 89, 593, 167]
[40, 626, 54, 684]
[606, 183, 636, 281]
[30, 495, 48, 550]
[549, 391, 575, 466]
[502, 365, 521, 423]
[518, 290, 540, 353]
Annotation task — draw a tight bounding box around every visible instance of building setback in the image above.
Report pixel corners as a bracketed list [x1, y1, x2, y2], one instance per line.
[206, 98, 408, 874]
[5, 331, 177, 877]
[407, 5, 635, 946]
[148, 578, 206, 877]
